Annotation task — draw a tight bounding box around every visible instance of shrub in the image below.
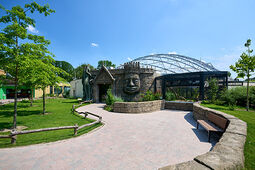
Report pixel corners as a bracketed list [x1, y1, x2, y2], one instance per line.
[106, 88, 115, 105]
[142, 90, 155, 101]
[104, 105, 113, 112]
[219, 86, 255, 108]
[106, 88, 124, 106]
[165, 90, 176, 101]
[208, 78, 219, 103]
[154, 92, 162, 100]
[63, 90, 70, 98]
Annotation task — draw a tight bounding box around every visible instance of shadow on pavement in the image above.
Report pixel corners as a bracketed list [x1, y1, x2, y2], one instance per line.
[184, 112, 219, 148]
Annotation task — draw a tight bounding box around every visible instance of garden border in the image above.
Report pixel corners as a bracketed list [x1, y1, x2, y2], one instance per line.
[113, 100, 165, 113]
[160, 102, 247, 170]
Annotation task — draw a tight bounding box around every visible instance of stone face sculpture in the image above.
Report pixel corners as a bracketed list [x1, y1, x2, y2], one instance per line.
[123, 62, 141, 94]
[123, 73, 140, 94]
[82, 66, 92, 101]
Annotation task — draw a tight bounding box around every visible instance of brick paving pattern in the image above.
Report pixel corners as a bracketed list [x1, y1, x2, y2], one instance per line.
[0, 104, 214, 170]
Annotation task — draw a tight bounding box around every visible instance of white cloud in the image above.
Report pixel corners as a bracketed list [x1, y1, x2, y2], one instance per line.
[210, 45, 246, 79]
[127, 57, 132, 61]
[26, 25, 39, 34]
[91, 43, 99, 47]
[150, 53, 155, 55]
[168, 51, 177, 55]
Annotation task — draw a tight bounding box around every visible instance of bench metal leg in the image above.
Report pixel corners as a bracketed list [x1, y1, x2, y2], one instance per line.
[196, 122, 199, 129]
[208, 131, 211, 142]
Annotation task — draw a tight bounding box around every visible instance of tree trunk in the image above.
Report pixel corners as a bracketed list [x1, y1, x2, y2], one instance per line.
[43, 88, 46, 114]
[30, 88, 33, 107]
[13, 64, 18, 129]
[246, 73, 250, 111]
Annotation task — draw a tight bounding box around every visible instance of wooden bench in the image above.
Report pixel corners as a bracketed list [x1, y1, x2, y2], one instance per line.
[197, 113, 229, 142]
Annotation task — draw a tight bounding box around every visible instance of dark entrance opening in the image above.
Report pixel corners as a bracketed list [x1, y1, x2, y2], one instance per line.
[6, 89, 31, 99]
[98, 84, 111, 103]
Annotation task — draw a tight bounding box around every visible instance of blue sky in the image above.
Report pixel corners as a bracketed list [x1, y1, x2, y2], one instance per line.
[1, 0, 255, 77]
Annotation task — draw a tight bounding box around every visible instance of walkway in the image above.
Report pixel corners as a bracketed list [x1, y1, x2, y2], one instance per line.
[0, 104, 215, 170]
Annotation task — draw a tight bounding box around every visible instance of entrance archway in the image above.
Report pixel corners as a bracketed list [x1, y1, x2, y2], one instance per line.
[98, 84, 111, 103]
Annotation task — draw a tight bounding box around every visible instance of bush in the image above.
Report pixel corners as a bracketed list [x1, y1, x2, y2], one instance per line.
[154, 91, 162, 100]
[220, 86, 255, 108]
[63, 90, 70, 98]
[106, 88, 124, 106]
[208, 78, 219, 103]
[106, 89, 115, 105]
[142, 90, 155, 101]
[165, 90, 176, 101]
[104, 105, 113, 112]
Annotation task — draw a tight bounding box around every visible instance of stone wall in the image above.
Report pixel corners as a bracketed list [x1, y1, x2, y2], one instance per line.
[160, 103, 247, 170]
[91, 66, 156, 102]
[113, 100, 165, 113]
[164, 101, 193, 111]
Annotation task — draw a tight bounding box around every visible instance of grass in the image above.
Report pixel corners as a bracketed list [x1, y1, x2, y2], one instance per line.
[0, 98, 102, 148]
[201, 103, 255, 170]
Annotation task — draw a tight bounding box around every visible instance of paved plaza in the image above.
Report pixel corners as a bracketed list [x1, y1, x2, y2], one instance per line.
[0, 104, 215, 170]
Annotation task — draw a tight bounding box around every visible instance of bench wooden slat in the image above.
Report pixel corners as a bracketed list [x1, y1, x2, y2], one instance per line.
[197, 120, 223, 132]
[207, 113, 228, 130]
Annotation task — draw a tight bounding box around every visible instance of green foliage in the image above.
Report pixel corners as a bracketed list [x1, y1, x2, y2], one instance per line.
[0, 99, 102, 148]
[0, 2, 57, 127]
[63, 90, 70, 98]
[53, 60, 74, 82]
[106, 88, 123, 106]
[230, 39, 255, 111]
[74, 64, 94, 79]
[165, 90, 176, 101]
[208, 78, 219, 103]
[106, 88, 115, 105]
[97, 60, 116, 69]
[220, 87, 255, 108]
[142, 90, 155, 101]
[104, 105, 113, 112]
[192, 88, 199, 101]
[154, 91, 162, 100]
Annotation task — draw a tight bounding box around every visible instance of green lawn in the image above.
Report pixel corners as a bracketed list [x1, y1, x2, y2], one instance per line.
[0, 98, 102, 148]
[201, 103, 255, 170]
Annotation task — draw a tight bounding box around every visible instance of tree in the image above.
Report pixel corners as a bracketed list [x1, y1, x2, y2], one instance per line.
[97, 60, 116, 69]
[53, 60, 74, 82]
[230, 39, 255, 111]
[0, 2, 55, 129]
[74, 64, 94, 79]
[208, 78, 219, 103]
[32, 59, 66, 114]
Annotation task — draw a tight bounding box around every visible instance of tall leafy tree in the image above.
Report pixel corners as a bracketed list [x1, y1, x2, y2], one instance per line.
[75, 63, 94, 79]
[230, 39, 255, 111]
[0, 2, 55, 128]
[53, 60, 74, 82]
[31, 59, 66, 114]
[97, 60, 116, 69]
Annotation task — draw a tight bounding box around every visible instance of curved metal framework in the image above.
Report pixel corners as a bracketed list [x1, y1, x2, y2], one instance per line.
[130, 54, 218, 74]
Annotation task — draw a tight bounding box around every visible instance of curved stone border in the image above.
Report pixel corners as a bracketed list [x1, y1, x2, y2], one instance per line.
[113, 100, 165, 113]
[160, 103, 247, 170]
[165, 101, 193, 111]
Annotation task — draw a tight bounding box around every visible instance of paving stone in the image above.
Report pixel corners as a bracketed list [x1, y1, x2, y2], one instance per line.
[0, 104, 212, 170]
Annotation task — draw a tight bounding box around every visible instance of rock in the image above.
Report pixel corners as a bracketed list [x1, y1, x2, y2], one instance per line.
[195, 150, 244, 170]
[225, 119, 247, 136]
[159, 160, 210, 170]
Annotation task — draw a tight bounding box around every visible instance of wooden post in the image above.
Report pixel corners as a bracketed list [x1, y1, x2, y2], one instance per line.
[11, 130, 17, 144]
[72, 105, 75, 113]
[74, 124, 78, 136]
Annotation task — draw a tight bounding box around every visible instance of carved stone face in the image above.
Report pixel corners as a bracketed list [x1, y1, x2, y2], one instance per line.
[123, 73, 140, 94]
